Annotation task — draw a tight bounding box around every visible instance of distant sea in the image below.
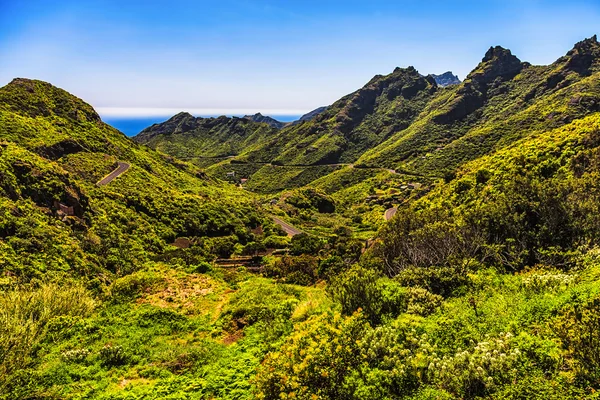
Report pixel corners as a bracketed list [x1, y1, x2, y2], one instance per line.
[103, 115, 303, 137]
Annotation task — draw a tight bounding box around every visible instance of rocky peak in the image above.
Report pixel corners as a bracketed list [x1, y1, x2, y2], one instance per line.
[169, 111, 194, 122]
[469, 46, 523, 84]
[565, 35, 600, 74]
[430, 71, 461, 87]
[570, 34, 599, 54]
[244, 113, 285, 129]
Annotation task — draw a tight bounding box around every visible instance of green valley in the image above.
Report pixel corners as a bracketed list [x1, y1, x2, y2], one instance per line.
[3, 33, 600, 400]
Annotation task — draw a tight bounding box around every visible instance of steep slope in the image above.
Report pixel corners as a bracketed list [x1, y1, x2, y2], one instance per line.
[0, 78, 270, 280]
[359, 36, 600, 176]
[239, 66, 438, 165]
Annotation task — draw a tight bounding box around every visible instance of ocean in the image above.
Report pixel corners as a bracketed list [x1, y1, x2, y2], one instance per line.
[103, 115, 303, 137]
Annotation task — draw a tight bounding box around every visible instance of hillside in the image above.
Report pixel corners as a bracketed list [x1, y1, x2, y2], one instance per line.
[135, 112, 279, 162]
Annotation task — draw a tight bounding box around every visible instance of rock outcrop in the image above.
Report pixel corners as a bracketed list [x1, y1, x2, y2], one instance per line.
[430, 72, 461, 87]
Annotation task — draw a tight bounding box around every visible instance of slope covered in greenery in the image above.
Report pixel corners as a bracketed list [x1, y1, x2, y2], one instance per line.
[0, 78, 276, 281]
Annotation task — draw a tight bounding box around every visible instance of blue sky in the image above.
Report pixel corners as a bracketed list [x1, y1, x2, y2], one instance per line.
[1, 0, 599, 118]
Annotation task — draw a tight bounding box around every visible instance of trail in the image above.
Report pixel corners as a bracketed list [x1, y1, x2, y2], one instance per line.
[97, 162, 130, 186]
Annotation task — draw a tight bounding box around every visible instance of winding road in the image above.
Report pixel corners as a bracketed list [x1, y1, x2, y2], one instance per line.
[97, 162, 130, 186]
[272, 216, 303, 236]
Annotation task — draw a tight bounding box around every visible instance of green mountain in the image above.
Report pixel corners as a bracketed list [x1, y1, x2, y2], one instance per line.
[0, 78, 272, 281]
[136, 36, 600, 186]
[244, 112, 287, 129]
[134, 111, 279, 162]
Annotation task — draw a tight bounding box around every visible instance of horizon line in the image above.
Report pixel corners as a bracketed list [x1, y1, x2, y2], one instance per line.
[96, 107, 313, 119]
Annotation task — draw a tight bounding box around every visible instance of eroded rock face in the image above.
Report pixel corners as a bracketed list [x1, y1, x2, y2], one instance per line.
[434, 46, 524, 124]
[37, 139, 85, 160]
[469, 46, 524, 85]
[8, 160, 90, 218]
[335, 66, 436, 134]
[565, 35, 600, 75]
[431, 72, 461, 87]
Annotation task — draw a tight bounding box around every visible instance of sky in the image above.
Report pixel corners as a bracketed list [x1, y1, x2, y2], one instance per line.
[1, 0, 599, 119]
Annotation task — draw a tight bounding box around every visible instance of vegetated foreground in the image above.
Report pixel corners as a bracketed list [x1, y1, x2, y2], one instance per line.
[2, 36, 600, 400]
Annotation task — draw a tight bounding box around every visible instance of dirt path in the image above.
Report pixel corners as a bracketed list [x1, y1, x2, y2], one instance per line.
[384, 207, 398, 221]
[272, 216, 303, 236]
[97, 162, 130, 186]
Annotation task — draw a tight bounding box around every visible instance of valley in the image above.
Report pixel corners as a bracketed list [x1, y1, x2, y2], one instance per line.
[2, 34, 600, 400]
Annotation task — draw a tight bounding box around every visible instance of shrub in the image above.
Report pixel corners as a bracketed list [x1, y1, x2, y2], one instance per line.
[290, 233, 324, 255]
[395, 265, 471, 297]
[263, 255, 319, 285]
[109, 270, 163, 301]
[554, 295, 600, 382]
[99, 344, 129, 367]
[254, 312, 368, 400]
[61, 348, 90, 364]
[328, 265, 408, 324]
[406, 288, 443, 316]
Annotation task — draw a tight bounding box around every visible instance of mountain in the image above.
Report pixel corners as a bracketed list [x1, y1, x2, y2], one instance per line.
[291, 106, 328, 124]
[138, 36, 600, 191]
[244, 112, 287, 129]
[135, 111, 279, 161]
[430, 71, 461, 86]
[359, 36, 600, 175]
[0, 78, 272, 281]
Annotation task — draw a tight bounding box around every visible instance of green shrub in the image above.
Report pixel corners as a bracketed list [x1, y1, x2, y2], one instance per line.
[554, 295, 600, 382]
[263, 255, 319, 285]
[406, 287, 443, 316]
[109, 270, 162, 301]
[395, 265, 471, 297]
[99, 344, 129, 367]
[328, 265, 408, 324]
[61, 348, 90, 364]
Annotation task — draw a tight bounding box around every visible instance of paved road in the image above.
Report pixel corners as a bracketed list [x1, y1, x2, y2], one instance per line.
[97, 162, 130, 186]
[384, 207, 398, 221]
[272, 216, 303, 236]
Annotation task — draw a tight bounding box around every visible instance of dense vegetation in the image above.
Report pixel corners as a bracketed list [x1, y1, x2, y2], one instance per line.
[3, 35, 600, 399]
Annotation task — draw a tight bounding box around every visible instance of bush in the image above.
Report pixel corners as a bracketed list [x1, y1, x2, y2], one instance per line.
[406, 288, 443, 316]
[290, 233, 324, 255]
[99, 344, 129, 367]
[554, 295, 600, 382]
[61, 348, 90, 364]
[328, 265, 408, 324]
[109, 270, 163, 301]
[263, 255, 319, 285]
[395, 265, 471, 297]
